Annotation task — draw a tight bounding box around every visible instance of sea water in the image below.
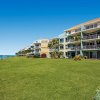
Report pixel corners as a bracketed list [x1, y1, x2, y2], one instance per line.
[0, 55, 15, 59]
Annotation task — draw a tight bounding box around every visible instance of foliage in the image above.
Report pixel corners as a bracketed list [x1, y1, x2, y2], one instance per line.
[34, 53, 40, 58]
[74, 55, 81, 61]
[48, 38, 59, 49]
[48, 38, 63, 58]
[26, 54, 34, 58]
[74, 35, 81, 41]
[50, 51, 63, 58]
[73, 35, 81, 55]
[16, 48, 33, 56]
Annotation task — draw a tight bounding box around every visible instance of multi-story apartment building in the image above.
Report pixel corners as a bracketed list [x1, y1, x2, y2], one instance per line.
[59, 18, 100, 59]
[28, 39, 49, 57]
[33, 40, 41, 55]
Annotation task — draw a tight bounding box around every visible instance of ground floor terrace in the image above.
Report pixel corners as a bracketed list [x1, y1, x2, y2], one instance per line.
[66, 50, 100, 59]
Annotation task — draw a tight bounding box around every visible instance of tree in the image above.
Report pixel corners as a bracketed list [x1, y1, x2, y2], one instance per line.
[73, 35, 81, 55]
[48, 38, 59, 50]
[48, 38, 63, 58]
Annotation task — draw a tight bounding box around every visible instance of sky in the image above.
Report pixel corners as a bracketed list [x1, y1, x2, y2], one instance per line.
[0, 0, 100, 55]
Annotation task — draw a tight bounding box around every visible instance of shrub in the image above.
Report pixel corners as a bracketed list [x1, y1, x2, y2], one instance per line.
[74, 55, 81, 61]
[34, 54, 40, 58]
[26, 54, 34, 58]
[49, 51, 63, 59]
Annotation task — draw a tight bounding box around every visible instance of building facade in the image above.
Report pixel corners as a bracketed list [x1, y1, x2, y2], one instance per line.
[59, 18, 100, 59]
[29, 39, 50, 57]
[40, 39, 50, 57]
[17, 18, 100, 59]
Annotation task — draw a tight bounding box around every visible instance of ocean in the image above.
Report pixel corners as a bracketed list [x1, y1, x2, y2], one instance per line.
[0, 55, 15, 59]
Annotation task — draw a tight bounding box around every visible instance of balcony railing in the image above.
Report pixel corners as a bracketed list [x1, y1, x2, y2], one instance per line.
[49, 49, 59, 52]
[67, 39, 80, 42]
[68, 46, 81, 50]
[83, 24, 100, 31]
[35, 46, 40, 49]
[83, 44, 100, 49]
[68, 25, 100, 35]
[68, 39, 75, 42]
[68, 44, 100, 50]
[67, 35, 100, 41]
[83, 35, 100, 40]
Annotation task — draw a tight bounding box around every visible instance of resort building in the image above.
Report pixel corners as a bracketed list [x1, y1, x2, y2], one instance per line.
[59, 18, 100, 59]
[28, 39, 50, 57]
[17, 18, 100, 59]
[16, 39, 50, 57]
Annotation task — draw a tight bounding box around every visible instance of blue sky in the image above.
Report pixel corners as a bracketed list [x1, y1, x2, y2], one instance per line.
[0, 0, 100, 55]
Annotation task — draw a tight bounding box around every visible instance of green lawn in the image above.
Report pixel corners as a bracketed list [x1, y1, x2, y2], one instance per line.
[0, 57, 100, 100]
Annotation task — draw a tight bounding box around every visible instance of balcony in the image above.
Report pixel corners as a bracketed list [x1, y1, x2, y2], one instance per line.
[67, 44, 100, 51]
[35, 46, 40, 49]
[83, 24, 100, 30]
[68, 46, 81, 51]
[67, 39, 81, 44]
[83, 35, 100, 40]
[68, 39, 75, 42]
[67, 24, 100, 35]
[69, 39, 81, 42]
[83, 44, 100, 50]
[49, 49, 59, 52]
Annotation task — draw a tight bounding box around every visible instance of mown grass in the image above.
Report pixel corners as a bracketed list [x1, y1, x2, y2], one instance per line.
[0, 57, 100, 100]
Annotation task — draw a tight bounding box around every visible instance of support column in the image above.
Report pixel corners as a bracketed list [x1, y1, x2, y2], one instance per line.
[96, 51, 97, 59]
[63, 38, 65, 58]
[89, 51, 90, 59]
[94, 40, 97, 49]
[80, 26, 83, 56]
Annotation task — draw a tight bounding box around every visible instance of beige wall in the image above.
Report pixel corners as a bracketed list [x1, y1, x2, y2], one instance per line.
[40, 39, 49, 55]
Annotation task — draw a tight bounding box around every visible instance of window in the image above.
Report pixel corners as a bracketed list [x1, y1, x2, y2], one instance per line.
[65, 45, 68, 49]
[31, 46, 34, 48]
[60, 45, 64, 49]
[94, 23, 98, 28]
[60, 38, 64, 43]
[75, 28, 81, 32]
[86, 25, 89, 29]
[85, 24, 94, 29]
[66, 38, 68, 42]
[67, 31, 71, 34]
[36, 44, 39, 46]
[89, 24, 93, 28]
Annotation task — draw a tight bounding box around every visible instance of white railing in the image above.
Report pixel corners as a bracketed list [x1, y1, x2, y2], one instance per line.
[83, 45, 100, 49]
[69, 24, 100, 34]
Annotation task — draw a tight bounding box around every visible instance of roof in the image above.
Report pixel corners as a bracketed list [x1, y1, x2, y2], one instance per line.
[33, 39, 49, 44]
[64, 18, 100, 32]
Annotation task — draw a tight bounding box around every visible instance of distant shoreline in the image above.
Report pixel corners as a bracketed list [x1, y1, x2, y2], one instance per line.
[0, 55, 15, 59]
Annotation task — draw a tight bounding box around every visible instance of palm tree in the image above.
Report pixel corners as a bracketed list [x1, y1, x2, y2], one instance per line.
[74, 35, 81, 55]
[48, 38, 59, 50]
[48, 38, 63, 58]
